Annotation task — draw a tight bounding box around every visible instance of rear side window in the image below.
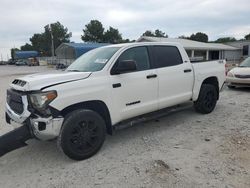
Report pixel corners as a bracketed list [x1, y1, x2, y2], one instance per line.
[243, 45, 249, 56]
[118, 47, 150, 71]
[152, 46, 183, 68]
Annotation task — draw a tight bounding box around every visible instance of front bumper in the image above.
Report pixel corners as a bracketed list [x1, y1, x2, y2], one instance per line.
[6, 98, 64, 141]
[30, 117, 63, 140]
[226, 77, 250, 87]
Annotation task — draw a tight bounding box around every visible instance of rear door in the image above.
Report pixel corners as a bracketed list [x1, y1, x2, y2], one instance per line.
[150, 45, 194, 109]
[110, 46, 158, 122]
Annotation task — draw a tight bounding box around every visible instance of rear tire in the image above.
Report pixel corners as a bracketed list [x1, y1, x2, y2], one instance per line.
[194, 84, 218, 114]
[58, 109, 106, 160]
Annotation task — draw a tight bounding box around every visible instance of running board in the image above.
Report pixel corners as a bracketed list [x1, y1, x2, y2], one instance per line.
[113, 103, 192, 131]
[0, 125, 32, 157]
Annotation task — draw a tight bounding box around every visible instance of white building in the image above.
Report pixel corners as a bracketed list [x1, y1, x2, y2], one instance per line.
[137, 36, 241, 63]
[226, 40, 250, 59]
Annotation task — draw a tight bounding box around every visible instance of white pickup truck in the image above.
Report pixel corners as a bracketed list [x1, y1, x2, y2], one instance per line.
[2, 42, 225, 160]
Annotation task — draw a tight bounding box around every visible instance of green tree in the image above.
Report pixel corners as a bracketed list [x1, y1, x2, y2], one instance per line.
[81, 20, 105, 42]
[142, 29, 168, 38]
[214, 37, 236, 43]
[29, 21, 71, 56]
[44, 22, 71, 50]
[20, 43, 34, 51]
[189, 32, 208, 42]
[103, 27, 122, 43]
[143, 30, 155, 37]
[30, 33, 46, 52]
[155, 29, 168, 37]
[245, 33, 250, 40]
[10, 48, 19, 59]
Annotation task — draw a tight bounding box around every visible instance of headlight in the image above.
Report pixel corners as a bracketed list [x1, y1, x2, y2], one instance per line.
[227, 72, 234, 77]
[29, 91, 57, 110]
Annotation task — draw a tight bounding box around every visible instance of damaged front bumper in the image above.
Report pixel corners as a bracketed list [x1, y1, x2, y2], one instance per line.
[6, 100, 64, 140]
[1, 97, 64, 157]
[30, 117, 64, 140]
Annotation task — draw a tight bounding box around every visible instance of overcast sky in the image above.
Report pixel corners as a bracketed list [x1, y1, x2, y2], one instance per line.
[0, 0, 250, 60]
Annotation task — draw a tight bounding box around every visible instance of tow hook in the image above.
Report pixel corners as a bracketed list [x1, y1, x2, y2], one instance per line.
[0, 125, 32, 157]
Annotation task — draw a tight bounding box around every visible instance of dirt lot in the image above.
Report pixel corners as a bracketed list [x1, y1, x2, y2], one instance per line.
[0, 65, 249, 188]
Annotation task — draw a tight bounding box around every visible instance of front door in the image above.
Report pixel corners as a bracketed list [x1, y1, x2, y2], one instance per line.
[110, 46, 158, 123]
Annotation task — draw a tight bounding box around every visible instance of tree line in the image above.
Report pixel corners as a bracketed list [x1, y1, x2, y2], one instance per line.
[11, 19, 250, 58]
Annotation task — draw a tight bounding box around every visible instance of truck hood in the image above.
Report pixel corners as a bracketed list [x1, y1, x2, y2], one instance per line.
[10, 71, 92, 91]
[230, 67, 250, 75]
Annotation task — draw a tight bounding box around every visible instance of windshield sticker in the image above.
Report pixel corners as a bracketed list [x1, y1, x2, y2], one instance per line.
[94, 58, 108, 64]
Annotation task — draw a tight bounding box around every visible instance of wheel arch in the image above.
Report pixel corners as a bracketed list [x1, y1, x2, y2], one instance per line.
[201, 76, 219, 99]
[61, 100, 113, 135]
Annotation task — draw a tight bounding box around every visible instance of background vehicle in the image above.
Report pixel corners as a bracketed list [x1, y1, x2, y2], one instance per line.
[27, 57, 39, 66]
[3, 42, 226, 160]
[7, 59, 17, 65]
[0, 61, 7, 65]
[15, 59, 28, 66]
[226, 57, 250, 88]
[56, 63, 68, 69]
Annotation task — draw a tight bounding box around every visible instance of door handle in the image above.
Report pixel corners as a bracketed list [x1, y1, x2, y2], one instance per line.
[146, 74, 157, 79]
[113, 83, 121, 88]
[184, 69, 192, 73]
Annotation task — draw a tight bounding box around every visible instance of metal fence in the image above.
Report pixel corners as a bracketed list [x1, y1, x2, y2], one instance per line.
[37, 57, 74, 69]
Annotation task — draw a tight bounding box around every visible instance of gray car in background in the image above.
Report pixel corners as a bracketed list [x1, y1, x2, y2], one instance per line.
[15, 59, 28, 66]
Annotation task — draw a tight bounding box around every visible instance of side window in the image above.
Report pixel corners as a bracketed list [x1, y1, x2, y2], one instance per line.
[118, 47, 150, 71]
[152, 46, 183, 68]
[243, 45, 249, 56]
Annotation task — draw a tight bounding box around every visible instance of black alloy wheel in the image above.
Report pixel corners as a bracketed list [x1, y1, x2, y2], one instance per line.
[58, 109, 106, 160]
[194, 84, 218, 114]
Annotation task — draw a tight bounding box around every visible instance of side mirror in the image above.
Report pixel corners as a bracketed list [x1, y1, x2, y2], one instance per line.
[111, 60, 137, 75]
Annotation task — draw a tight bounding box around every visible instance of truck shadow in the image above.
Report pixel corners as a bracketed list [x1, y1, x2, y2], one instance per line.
[106, 104, 195, 143]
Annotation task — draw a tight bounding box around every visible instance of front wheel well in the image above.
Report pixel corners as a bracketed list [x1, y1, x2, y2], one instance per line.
[201, 77, 219, 99]
[61, 100, 113, 135]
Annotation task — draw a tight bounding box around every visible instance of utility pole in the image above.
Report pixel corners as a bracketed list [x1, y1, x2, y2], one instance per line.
[13, 45, 15, 60]
[50, 24, 55, 58]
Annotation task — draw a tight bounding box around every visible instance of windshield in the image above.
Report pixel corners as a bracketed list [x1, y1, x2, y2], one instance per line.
[67, 47, 120, 72]
[239, 57, 250, 67]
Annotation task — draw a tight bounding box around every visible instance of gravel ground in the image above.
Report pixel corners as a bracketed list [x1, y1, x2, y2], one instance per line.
[0, 65, 249, 188]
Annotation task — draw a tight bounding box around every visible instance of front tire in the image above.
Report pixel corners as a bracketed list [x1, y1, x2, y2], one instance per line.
[58, 109, 106, 160]
[194, 84, 218, 114]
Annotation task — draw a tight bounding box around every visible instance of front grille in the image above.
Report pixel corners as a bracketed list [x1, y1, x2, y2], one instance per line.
[7, 89, 24, 114]
[234, 74, 250, 79]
